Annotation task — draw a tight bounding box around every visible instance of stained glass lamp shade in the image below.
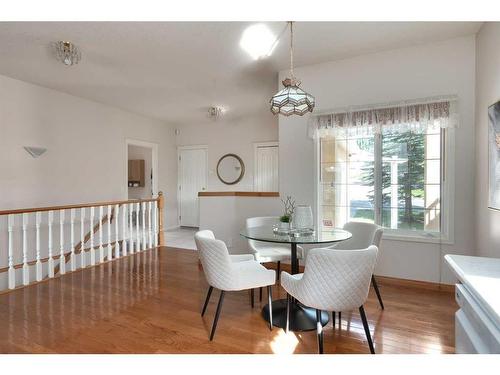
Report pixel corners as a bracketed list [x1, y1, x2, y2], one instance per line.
[270, 78, 315, 116]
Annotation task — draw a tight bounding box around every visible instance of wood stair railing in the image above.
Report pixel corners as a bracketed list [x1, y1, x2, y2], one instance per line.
[0, 192, 165, 292]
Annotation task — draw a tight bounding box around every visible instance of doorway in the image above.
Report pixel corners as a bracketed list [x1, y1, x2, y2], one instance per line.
[126, 139, 159, 199]
[178, 146, 208, 227]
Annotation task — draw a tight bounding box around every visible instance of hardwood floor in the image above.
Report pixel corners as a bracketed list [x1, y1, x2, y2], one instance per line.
[0, 247, 457, 354]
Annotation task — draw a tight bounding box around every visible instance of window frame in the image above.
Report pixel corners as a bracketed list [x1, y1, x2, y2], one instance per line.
[314, 128, 455, 244]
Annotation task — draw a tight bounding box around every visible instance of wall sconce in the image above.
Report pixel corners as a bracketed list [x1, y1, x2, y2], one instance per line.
[24, 146, 47, 158]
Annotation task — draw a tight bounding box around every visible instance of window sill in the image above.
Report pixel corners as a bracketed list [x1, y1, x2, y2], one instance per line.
[382, 231, 454, 245]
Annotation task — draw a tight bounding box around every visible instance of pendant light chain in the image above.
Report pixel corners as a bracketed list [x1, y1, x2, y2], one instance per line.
[289, 21, 295, 80]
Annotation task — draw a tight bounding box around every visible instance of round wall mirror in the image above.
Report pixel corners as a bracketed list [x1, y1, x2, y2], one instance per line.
[216, 154, 245, 185]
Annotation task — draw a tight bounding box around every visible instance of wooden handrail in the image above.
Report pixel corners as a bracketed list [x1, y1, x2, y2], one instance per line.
[0, 197, 159, 216]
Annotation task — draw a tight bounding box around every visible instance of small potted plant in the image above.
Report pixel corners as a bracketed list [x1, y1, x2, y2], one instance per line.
[279, 196, 295, 232]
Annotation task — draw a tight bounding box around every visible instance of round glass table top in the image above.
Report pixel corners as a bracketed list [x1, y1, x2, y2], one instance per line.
[240, 226, 352, 245]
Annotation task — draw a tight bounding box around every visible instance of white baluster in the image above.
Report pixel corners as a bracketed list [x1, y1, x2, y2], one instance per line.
[153, 201, 158, 247]
[107, 205, 112, 260]
[48, 210, 54, 278]
[22, 213, 29, 285]
[128, 203, 134, 253]
[70, 209, 76, 271]
[148, 201, 153, 249]
[136, 202, 141, 252]
[90, 206, 95, 266]
[7, 215, 15, 289]
[142, 202, 147, 250]
[80, 207, 86, 268]
[120, 204, 126, 257]
[35, 212, 42, 281]
[115, 204, 121, 258]
[99, 206, 104, 263]
[59, 210, 66, 275]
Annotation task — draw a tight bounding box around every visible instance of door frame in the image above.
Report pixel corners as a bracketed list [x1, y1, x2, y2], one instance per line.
[177, 145, 208, 227]
[253, 141, 279, 191]
[125, 138, 159, 198]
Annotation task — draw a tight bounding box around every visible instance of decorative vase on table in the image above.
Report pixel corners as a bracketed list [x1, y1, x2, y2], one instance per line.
[293, 205, 313, 230]
[278, 216, 291, 232]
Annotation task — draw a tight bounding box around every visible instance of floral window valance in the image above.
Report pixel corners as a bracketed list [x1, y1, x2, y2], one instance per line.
[307, 96, 458, 139]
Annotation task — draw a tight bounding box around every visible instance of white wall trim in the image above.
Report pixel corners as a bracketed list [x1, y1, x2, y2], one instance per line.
[253, 141, 279, 191]
[125, 138, 159, 197]
[177, 144, 209, 150]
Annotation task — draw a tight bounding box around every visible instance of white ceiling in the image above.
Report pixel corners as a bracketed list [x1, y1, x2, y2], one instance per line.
[0, 22, 482, 125]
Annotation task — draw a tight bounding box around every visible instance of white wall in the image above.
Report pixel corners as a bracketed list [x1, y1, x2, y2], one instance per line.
[176, 113, 278, 191]
[279, 36, 477, 283]
[475, 23, 500, 258]
[0, 74, 178, 228]
[127, 144, 153, 200]
[199, 195, 282, 253]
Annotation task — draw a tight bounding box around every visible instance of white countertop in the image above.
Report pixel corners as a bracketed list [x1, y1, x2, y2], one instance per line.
[445, 254, 500, 328]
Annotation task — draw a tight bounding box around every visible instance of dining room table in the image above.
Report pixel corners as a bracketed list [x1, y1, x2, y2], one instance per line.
[240, 225, 352, 332]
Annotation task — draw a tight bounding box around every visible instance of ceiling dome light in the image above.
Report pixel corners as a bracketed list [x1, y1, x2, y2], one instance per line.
[240, 24, 278, 60]
[207, 106, 226, 120]
[270, 22, 315, 116]
[54, 41, 81, 66]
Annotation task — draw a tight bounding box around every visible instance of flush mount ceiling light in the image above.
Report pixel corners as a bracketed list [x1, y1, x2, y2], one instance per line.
[54, 41, 81, 66]
[240, 24, 278, 60]
[207, 106, 226, 120]
[270, 22, 315, 116]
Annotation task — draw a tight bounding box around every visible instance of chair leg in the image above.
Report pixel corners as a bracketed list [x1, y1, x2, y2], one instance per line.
[209, 290, 225, 341]
[250, 289, 254, 308]
[332, 311, 336, 327]
[338, 312, 341, 328]
[359, 305, 375, 354]
[267, 285, 273, 330]
[277, 261, 281, 282]
[316, 309, 324, 354]
[201, 286, 213, 316]
[285, 293, 290, 333]
[371, 275, 384, 310]
[259, 287, 262, 302]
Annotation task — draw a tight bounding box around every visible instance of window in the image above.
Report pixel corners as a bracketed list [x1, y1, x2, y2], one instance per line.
[313, 98, 456, 241]
[320, 129, 442, 238]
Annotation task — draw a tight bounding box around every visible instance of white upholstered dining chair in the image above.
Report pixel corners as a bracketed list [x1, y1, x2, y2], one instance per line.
[246, 216, 304, 302]
[281, 246, 378, 354]
[194, 230, 276, 340]
[329, 221, 385, 310]
[246, 216, 304, 276]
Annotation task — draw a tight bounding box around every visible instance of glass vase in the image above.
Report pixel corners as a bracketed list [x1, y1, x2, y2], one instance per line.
[293, 205, 314, 230]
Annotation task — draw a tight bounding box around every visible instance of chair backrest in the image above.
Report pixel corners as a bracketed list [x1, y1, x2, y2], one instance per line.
[245, 216, 280, 253]
[194, 230, 235, 290]
[335, 221, 383, 250]
[300, 246, 378, 311]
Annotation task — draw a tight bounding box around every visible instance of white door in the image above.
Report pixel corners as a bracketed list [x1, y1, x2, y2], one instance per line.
[178, 148, 207, 227]
[255, 145, 279, 191]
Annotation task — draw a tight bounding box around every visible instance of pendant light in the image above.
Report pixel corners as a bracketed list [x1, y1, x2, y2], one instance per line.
[270, 22, 315, 116]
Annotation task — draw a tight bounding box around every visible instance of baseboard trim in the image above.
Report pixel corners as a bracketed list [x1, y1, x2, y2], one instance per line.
[375, 275, 455, 292]
[262, 262, 454, 293]
[165, 225, 181, 231]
